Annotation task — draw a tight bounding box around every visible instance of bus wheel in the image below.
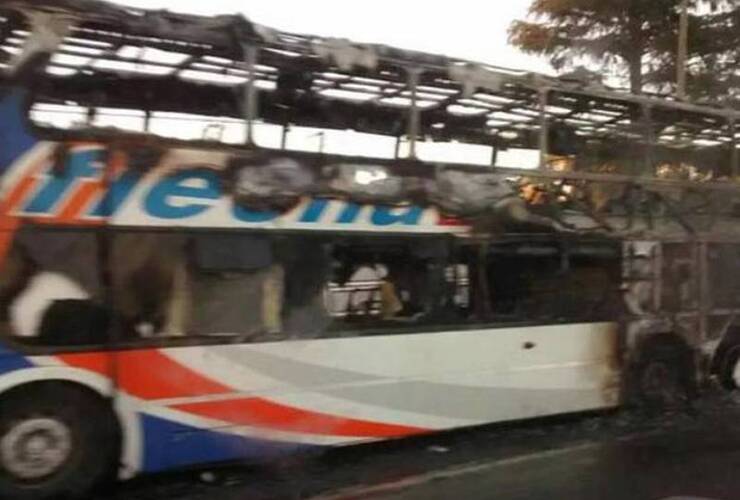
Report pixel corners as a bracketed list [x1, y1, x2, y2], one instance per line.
[719, 345, 740, 391]
[0, 384, 118, 500]
[633, 343, 692, 409]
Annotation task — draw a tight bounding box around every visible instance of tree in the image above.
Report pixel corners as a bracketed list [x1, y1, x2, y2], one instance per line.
[647, 3, 739, 102]
[509, 0, 737, 98]
[691, 6, 739, 103]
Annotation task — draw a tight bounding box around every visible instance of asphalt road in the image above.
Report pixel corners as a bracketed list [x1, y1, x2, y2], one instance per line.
[327, 426, 740, 500]
[99, 389, 740, 500]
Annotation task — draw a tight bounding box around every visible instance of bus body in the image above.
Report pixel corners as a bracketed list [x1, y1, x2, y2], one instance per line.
[0, 1, 738, 498]
[0, 136, 623, 477]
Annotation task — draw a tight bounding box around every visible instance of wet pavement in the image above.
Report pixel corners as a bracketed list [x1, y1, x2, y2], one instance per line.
[333, 428, 740, 500]
[98, 389, 740, 500]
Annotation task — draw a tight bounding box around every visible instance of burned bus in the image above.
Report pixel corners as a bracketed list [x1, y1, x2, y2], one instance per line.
[0, 0, 738, 498]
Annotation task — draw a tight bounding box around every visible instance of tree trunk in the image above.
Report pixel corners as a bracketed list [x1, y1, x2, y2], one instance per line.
[626, 10, 645, 95]
[628, 54, 643, 94]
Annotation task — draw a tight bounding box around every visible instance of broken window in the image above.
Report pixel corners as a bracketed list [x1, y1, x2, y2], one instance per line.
[107, 231, 284, 342]
[661, 243, 698, 313]
[708, 244, 740, 309]
[189, 233, 280, 338]
[0, 226, 107, 347]
[109, 232, 191, 339]
[484, 240, 621, 323]
[324, 236, 466, 333]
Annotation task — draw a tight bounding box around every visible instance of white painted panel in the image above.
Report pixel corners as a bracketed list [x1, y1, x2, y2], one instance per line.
[236, 323, 618, 379]
[164, 322, 621, 430]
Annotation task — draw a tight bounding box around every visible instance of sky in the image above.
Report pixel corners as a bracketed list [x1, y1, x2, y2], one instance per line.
[109, 0, 551, 73]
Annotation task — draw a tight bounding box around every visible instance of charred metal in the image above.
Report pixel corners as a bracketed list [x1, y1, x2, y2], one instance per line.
[1, 0, 740, 405]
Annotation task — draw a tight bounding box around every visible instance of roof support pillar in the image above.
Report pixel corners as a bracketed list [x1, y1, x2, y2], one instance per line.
[241, 43, 259, 146]
[280, 124, 289, 150]
[642, 104, 654, 176]
[538, 88, 549, 169]
[406, 67, 422, 159]
[731, 119, 738, 179]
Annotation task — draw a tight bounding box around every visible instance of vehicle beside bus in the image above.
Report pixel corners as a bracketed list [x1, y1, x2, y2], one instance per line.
[0, 1, 738, 498]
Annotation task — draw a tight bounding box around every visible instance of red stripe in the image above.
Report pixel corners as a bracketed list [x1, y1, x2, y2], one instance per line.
[0, 175, 38, 262]
[59, 350, 230, 400]
[56, 352, 113, 378]
[0, 175, 38, 217]
[437, 214, 467, 226]
[57, 180, 104, 222]
[118, 351, 231, 400]
[0, 155, 50, 265]
[171, 397, 429, 438]
[59, 349, 430, 438]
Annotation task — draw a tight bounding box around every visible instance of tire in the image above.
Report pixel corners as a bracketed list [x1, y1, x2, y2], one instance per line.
[632, 342, 694, 409]
[718, 344, 740, 391]
[0, 384, 119, 500]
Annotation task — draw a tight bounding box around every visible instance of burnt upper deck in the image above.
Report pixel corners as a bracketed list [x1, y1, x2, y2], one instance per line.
[1, 0, 740, 241]
[1, 0, 738, 162]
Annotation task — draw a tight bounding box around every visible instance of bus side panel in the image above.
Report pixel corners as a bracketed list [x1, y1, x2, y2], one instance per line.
[82, 346, 325, 473]
[100, 322, 619, 472]
[179, 322, 622, 431]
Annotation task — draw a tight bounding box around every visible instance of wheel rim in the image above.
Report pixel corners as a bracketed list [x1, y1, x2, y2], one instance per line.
[0, 417, 73, 480]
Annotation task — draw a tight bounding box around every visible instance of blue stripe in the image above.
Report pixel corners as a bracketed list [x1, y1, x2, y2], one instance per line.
[24, 149, 102, 214]
[0, 87, 37, 173]
[0, 342, 33, 375]
[140, 413, 316, 473]
[89, 170, 141, 217]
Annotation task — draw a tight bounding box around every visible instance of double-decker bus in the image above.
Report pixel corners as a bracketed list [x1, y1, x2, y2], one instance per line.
[0, 1, 739, 498]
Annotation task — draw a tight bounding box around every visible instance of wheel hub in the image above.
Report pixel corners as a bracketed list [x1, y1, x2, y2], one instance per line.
[0, 417, 72, 480]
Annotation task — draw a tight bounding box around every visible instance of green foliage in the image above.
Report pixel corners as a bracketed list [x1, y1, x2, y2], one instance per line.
[510, 0, 738, 100]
